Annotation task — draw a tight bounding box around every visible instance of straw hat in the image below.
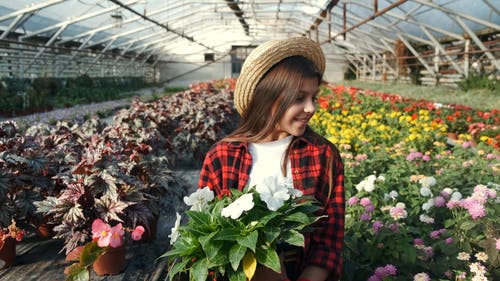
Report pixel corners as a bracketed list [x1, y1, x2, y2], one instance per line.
[234, 37, 325, 116]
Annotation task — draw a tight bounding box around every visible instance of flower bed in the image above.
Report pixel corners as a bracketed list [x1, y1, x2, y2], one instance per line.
[310, 84, 499, 281]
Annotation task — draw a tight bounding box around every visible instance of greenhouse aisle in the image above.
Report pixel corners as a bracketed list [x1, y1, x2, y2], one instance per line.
[2, 86, 165, 125]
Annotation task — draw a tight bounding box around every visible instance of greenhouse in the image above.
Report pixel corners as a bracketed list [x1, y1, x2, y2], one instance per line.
[0, 1, 499, 281]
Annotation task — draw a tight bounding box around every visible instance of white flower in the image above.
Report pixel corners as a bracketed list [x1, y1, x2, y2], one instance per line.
[419, 176, 437, 188]
[377, 175, 385, 182]
[475, 252, 488, 262]
[420, 186, 433, 197]
[419, 214, 435, 224]
[389, 190, 398, 198]
[457, 252, 470, 261]
[422, 198, 434, 211]
[183, 186, 214, 211]
[168, 212, 181, 245]
[383, 190, 398, 201]
[442, 188, 454, 195]
[356, 174, 377, 192]
[413, 272, 430, 281]
[281, 177, 303, 198]
[221, 193, 254, 219]
[395, 202, 406, 209]
[256, 176, 290, 211]
[450, 191, 462, 201]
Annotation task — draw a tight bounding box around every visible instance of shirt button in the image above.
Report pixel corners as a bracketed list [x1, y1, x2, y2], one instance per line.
[294, 170, 299, 174]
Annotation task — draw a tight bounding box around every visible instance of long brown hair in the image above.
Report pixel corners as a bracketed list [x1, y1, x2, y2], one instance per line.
[225, 55, 322, 143]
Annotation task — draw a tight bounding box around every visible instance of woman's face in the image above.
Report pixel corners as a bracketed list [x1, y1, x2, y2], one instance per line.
[267, 77, 319, 141]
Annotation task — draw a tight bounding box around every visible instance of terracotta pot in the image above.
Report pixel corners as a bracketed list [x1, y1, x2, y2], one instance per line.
[37, 223, 54, 239]
[447, 132, 458, 140]
[92, 246, 127, 276]
[0, 237, 16, 270]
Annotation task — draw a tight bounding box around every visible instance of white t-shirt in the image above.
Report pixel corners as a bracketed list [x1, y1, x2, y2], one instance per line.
[248, 135, 294, 189]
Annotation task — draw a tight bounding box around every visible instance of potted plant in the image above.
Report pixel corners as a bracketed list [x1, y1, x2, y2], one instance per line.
[161, 178, 323, 281]
[33, 145, 153, 254]
[64, 218, 144, 280]
[0, 219, 26, 269]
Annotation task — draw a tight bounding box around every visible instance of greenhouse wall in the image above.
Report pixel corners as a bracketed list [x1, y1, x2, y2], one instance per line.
[159, 56, 233, 88]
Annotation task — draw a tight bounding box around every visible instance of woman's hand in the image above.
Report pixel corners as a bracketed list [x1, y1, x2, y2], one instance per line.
[298, 265, 329, 281]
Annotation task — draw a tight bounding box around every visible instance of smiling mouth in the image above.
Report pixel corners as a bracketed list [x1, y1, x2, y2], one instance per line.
[295, 117, 310, 124]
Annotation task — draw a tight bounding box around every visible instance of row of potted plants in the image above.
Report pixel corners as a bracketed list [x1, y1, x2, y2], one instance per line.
[0, 79, 238, 277]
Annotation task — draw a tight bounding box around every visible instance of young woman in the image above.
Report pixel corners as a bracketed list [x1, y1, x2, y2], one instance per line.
[198, 37, 345, 281]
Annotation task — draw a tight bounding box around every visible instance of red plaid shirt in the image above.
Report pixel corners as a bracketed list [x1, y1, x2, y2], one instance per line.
[198, 127, 345, 281]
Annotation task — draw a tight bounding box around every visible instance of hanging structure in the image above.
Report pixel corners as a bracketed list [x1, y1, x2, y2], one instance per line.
[0, 0, 498, 86]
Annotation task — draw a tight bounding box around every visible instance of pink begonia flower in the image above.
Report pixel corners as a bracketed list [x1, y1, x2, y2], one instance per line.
[367, 276, 381, 281]
[360, 213, 371, 221]
[92, 218, 112, 247]
[108, 223, 124, 248]
[384, 264, 397, 275]
[423, 246, 434, 258]
[388, 223, 400, 233]
[360, 197, 372, 207]
[131, 225, 145, 241]
[456, 272, 466, 280]
[365, 204, 376, 213]
[92, 219, 124, 248]
[372, 221, 384, 234]
[433, 196, 446, 207]
[466, 202, 486, 219]
[446, 200, 460, 209]
[348, 196, 359, 206]
[389, 206, 407, 220]
[430, 230, 441, 239]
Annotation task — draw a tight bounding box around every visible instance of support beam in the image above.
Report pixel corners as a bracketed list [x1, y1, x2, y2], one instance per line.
[413, 0, 500, 31]
[421, 26, 464, 75]
[455, 16, 500, 72]
[19, 0, 140, 40]
[398, 35, 435, 76]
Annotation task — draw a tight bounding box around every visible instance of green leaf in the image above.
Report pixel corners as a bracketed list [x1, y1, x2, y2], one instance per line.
[191, 258, 209, 281]
[167, 258, 190, 281]
[186, 210, 212, 226]
[228, 267, 247, 281]
[460, 221, 477, 231]
[199, 233, 223, 262]
[282, 229, 305, 247]
[255, 245, 281, 273]
[162, 236, 200, 257]
[65, 264, 90, 281]
[214, 227, 241, 241]
[229, 244, 247, 271]
[283, 211, 311, 225]
[262, 226, 280, 244]
[80, 242, 107, 267]
[236, 230, 258, 252]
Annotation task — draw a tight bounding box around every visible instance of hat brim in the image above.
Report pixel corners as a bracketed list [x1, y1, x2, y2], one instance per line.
[234, 37, 325, 116]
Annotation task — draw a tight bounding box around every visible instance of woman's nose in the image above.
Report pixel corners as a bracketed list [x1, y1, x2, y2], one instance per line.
[304, 98, 315, 113]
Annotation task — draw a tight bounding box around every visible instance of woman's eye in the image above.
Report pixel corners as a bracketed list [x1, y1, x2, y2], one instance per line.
[295, 97, 305, 102]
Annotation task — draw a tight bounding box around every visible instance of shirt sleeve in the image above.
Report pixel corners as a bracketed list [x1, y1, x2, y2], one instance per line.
[304, 147, 345, 281]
